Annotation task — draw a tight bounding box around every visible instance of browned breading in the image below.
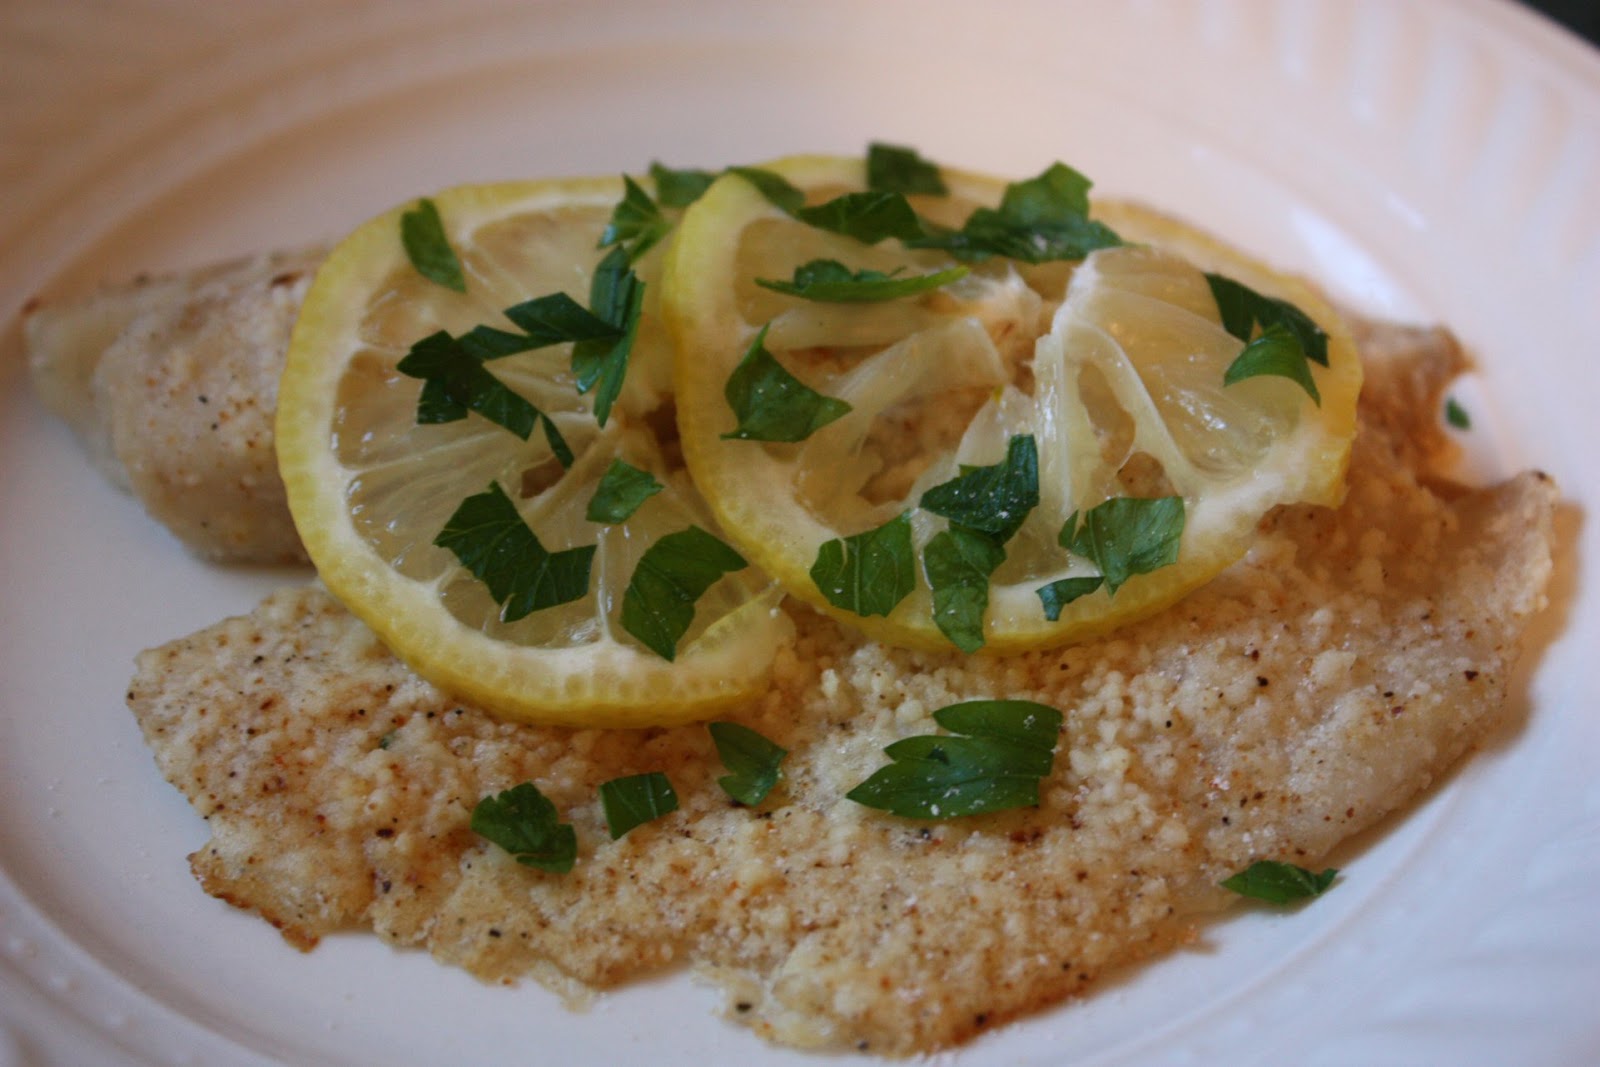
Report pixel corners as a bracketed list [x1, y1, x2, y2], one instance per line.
[24, 248, 325, 564]
[125, 326, 1555, 1055]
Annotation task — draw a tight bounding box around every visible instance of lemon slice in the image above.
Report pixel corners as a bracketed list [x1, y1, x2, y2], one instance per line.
[664, 155, 1361, 652]
[278, 178, 790, 727]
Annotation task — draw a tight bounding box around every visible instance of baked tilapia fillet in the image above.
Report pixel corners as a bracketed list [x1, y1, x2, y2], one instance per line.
[24, 247, 326, 564]
[124, 305, 1557, 1053]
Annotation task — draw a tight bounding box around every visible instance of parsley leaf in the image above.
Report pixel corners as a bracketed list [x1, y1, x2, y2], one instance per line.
[470, 782, 576, 873]
[599, 772, 679, 839]
[585, 459, 663, 524]
[400, 330, 558, 448]
[598, 175, 672, 262]
[399, 289, 619, 461]
[621, 526, 748, 660]
[794, 190, 924, 244]
[708, 721, 787, 806]
[920, 435, 1039, 543]
[908, 162, 1123, 263]
[727, 166, 806, 214]
[434, 482, 595, 622]
[494, 291, 620, 349]
[721, 325, 851, 442]
[651, 161, 718, 208]
[730, 168, 922, 244]
[756, 259, 969, 303]
[1223, 323, 1321, 404]
[846, 699, 1064, 819]
[571, 246, 646, 427]
[1061, 496, 1185, 596]
[867, 142, 947, 196]
[923, 525, 1006, 653]
[1035, 575, 1105, 621]
[400, 197, 467, 292]
[1445, 396, 1471, 430]
[810, 512, 917, 618]
[1221, 861, 1338, 904]
[1204, 272, 1329, 367]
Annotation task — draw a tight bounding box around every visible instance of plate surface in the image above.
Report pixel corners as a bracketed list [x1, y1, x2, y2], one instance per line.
[1, 2, 1597, 1065]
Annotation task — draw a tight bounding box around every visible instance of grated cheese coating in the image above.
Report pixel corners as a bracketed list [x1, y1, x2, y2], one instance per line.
[126, 321, 1556, 1054]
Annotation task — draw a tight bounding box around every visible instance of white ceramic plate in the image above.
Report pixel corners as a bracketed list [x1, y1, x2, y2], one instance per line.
[2, 2, 1597, 1064]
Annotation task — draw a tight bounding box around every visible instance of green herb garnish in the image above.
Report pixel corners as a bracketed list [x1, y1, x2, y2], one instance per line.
[471, 782, 577, 873]
[721, 325, 851, 442]
[1222, 323, 1322, 404]
[1035, 576, 1105, 621]
[1445, 396, 1471, 429]
[867, 142, 947, 195]
[1221, 860, 1338, 904]
[571, 246, 646, 428]
[908, 162, 1123, 263]
[919, 435, 1040, 542]
[708, 722, 787, 806]
[731, 168, 923, 244]
[755, 259, 969, 303]
[400, 197, 467, 292]
[651, 161, 718, 207]
[796, 190, 924, 244]
[1060, 496, 1185, 596]
[916, 435, 1041, 651]
[923, 525, 1007, 653]
[621, 526, 748, 660]
[434, 482, 595, 622]
[810, 512, 917, 618]
[847, 700, 1063, 819]
[586, 459, 663, 524]
[599, 772, 679, 839]
[399, 331, 572, 463]
[1205, 272, 1329, 366]
[727, 165, 806, 214]
[598, 175, 673, 262]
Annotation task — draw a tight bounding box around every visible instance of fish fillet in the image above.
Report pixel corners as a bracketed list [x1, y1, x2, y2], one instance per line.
[125, 324, 1555, 1054]
[23, 248, 324, 563]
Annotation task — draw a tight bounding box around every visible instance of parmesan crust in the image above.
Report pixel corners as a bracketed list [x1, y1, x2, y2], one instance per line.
[126, 323, 1555, 1055]
[24, 248, 324, 564]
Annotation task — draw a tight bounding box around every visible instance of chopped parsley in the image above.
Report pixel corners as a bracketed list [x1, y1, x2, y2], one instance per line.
[1207, 272, 1327, 404]
[470, 782, 577, 873]
[867, 142, 947, 196]
[908, 162, 1123, 263]
[708, 722, 787, 806]
[650, 161, 718, 207]
[433, 482, 594, 622]
[571, 246, 646, 427]
[847, 700, 1063, 819]
[620, 526, 748, 660]
[918, 435, 1040, 650]
[755, 259, 968, 303]
[810, 512, 917, 618]
[598, 175, 673, 262]
[398, 330, 571, 462]
[919, 435, 1040, 543]
[1035, 575, 1105, 621]
[721, 325, 851, 442]
[585, 459, 663, 524]
[731, 167, 923, 244]
[1221, 861, 1338, 904]
[923, 526, 1007, 653]
[400, 197, 467, 292]
[1445, 396, 1471, 429]
[1222, 323, 1322, 404]
[1205, 273, 1329, 366]
[1059, 495, 1185, 596]
[599, 772, 679, 839]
